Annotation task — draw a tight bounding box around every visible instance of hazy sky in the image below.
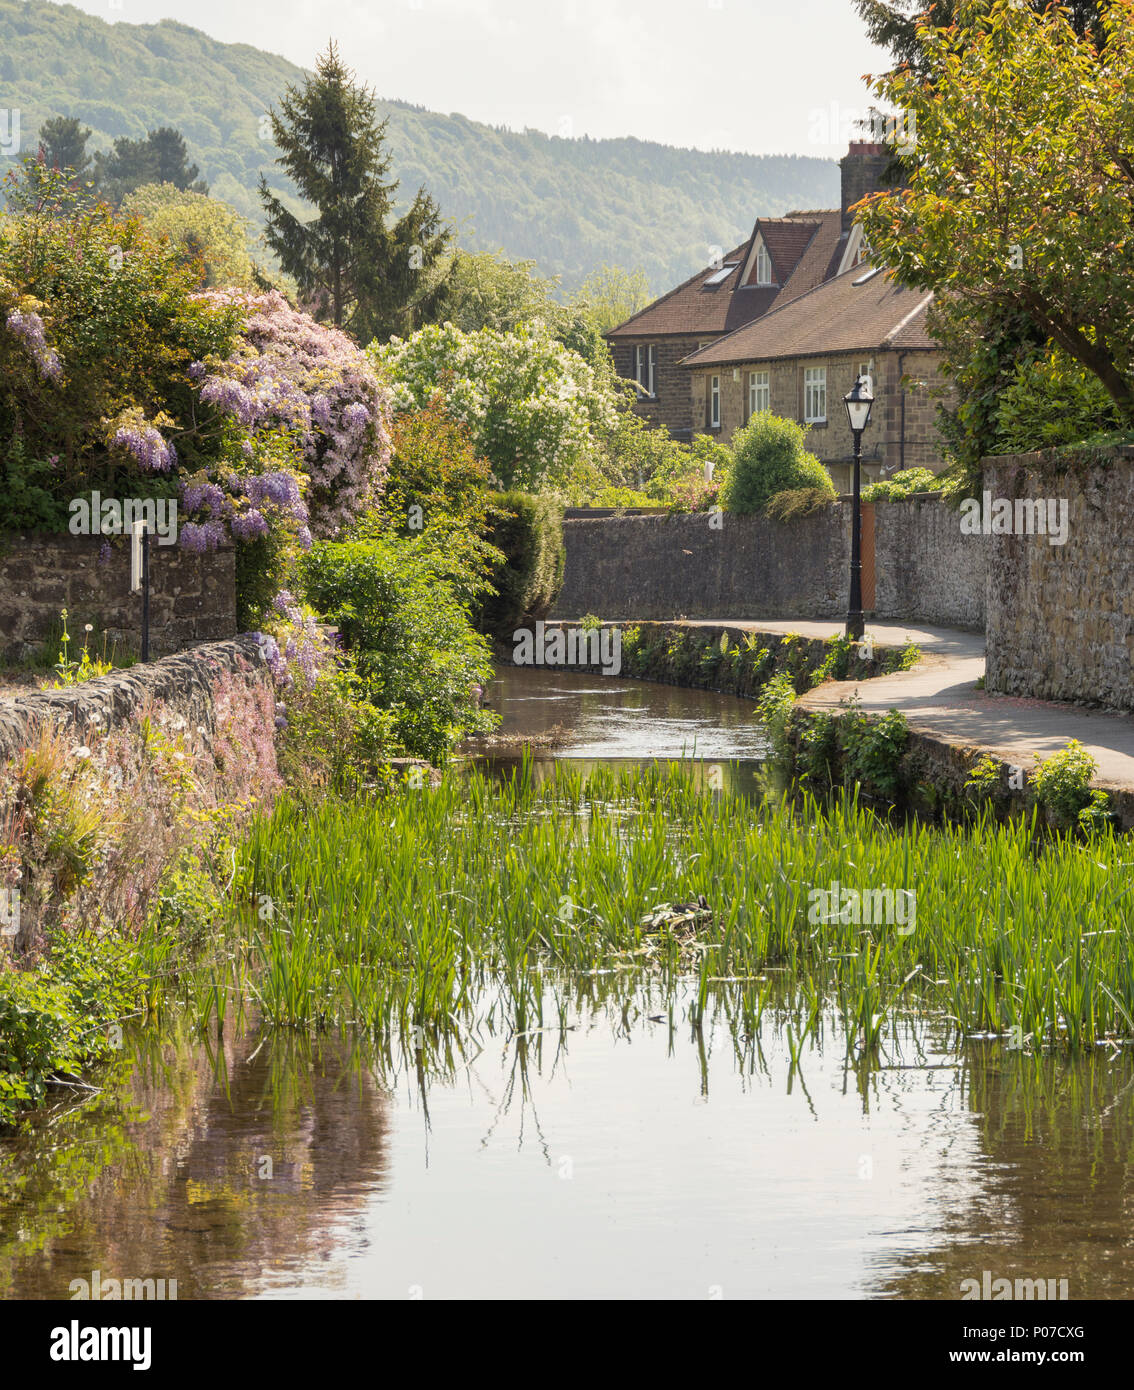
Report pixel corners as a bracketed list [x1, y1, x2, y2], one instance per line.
[59, 0, 886, 157]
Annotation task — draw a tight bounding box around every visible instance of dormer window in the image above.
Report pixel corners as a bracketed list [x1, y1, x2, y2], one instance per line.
[755, 241, 773, 286]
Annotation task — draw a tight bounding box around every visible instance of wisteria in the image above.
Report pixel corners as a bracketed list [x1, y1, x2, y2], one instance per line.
[179, 519, 228, 553]
[230, 508, 270, 541]
[261, 589, 327, 691]
[191, 289, 393, 538]
[5, 306, 63, 383]
[113, 422, 176, 473]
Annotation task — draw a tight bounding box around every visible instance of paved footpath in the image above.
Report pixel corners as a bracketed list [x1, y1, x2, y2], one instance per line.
[680, 619, 1134, 794]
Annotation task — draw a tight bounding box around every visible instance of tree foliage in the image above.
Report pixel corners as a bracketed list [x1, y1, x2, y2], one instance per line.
[859, 0, 1134, 449]
[854, 0, 1103, 71]
[372, 321, 619, 492]
[121, 183, 258, 289]
[259, 41, 451, 341]
[93, 127, 208, 206]
[37, 116, 92, 179]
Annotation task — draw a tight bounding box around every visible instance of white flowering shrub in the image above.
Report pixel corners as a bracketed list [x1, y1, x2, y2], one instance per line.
[371, 322, 619, 492]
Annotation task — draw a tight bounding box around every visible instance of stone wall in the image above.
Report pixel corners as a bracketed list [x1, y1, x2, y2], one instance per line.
[610, 335, 704, 439]
[983, 447, 1134, 709]
[552, 508, 849, 622]
[0, 635, 269, 766]
[872, 493, 987, 630]
[689, 348, 954, 488]
[0, 533, 236, 663]
[552, 495, 986, 630]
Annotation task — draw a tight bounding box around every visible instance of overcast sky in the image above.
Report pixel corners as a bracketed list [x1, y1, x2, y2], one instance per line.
[59, 0, 886, 157]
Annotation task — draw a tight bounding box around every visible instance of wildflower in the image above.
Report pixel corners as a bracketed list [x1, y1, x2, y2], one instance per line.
[72, 746, 91, 760]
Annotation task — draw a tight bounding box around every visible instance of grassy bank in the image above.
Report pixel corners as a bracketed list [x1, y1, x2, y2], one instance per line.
[146, 763, 1134, 1055]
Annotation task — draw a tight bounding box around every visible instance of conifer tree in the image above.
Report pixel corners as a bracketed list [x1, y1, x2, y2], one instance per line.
[259, 41, 452, 342]
[38, 116, 92, 179]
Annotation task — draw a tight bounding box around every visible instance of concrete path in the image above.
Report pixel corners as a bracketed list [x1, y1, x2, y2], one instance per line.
[679, 619, 1134, 793]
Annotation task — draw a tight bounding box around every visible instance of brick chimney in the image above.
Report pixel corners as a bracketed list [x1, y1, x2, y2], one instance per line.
[840, 142, 893, 235]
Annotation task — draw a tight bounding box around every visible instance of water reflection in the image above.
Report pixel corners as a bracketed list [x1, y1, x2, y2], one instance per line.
[3, 979, 1132, 1300]
[470, 665, 770, 796]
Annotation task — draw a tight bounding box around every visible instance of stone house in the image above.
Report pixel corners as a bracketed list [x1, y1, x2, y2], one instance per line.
[605, 142, 893, 440]
[681, 264, 952, 492]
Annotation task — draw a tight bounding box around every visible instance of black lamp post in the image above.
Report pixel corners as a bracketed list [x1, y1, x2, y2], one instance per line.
[843, 374, 875, 640]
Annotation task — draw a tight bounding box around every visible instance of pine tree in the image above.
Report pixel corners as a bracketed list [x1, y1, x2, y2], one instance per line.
[93, 127, 208, 206]
[259, 42, 452, 341]
[38, 117, 92, 179]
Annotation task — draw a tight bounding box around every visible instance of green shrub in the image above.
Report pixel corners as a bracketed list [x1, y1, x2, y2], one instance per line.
[721, 414, 835, 515]
[839, 703, 909, 797]
[862, 468, 940, 501]
[755, 673, 797, 766]
[765, 486, 836, 520]
[993, 347, 1121, 455]
[300, 536, 495, 764]
[798, 712, 839, 788]
[479, 491, 565, 637]
[359, 402, 503, 612]
[1031, 740, 1110, 829]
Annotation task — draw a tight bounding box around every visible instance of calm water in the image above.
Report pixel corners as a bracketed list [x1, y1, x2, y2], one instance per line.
[2, 670, 1132, 1300]
[472, 664, 770, 795]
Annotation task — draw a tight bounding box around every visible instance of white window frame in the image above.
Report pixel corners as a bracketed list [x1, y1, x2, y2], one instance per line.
[635, 343, 658, 399]
[804, 366, 827, 424]
[709, 375, 721, 429]
[857, 360, 874, 393]
[748, 369, 770, 418]
[755, 241, 773, 286]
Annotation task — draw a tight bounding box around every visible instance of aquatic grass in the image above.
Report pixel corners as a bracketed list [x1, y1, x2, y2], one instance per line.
[147, 763, 1134, 1055]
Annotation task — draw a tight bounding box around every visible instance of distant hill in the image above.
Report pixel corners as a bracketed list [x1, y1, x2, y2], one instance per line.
[0, 0, 840, 294]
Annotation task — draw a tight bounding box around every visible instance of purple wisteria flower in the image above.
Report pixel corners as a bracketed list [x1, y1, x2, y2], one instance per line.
[114, 423, 175, 473]
[179, 519, 227, 552]
[180, 479, 228, 517]
[6, 308, 63, 382]
[230, 508, 270, 541]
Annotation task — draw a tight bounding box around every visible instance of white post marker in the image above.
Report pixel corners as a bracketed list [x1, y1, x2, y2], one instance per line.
[131, 518, 147, 593]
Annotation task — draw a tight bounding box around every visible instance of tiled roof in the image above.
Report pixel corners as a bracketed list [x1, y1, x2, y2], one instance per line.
[680, 266, 936, 368]
[774, 210, 846, 304]
[606, 209, 842, 341]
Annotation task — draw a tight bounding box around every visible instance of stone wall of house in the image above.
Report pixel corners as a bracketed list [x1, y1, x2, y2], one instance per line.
[0, 534, 236, 663]
[551, 495, 986, 630]
[689, 348, 953, 490]
[983, 447, 1134, 709]
[610, 336, 705, 439]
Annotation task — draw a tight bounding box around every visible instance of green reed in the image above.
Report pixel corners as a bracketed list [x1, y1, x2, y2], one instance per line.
[145, 760, 1134, 1053]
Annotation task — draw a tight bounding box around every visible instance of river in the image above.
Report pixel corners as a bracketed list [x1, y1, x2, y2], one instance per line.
[1, 668, 1131, 1300]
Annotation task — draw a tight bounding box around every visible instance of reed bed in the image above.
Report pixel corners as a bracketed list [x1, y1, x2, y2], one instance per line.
[149, 761, 1134, 1054]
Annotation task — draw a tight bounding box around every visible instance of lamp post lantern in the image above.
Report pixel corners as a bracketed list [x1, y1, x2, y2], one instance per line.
[843, 374, 874, 640]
